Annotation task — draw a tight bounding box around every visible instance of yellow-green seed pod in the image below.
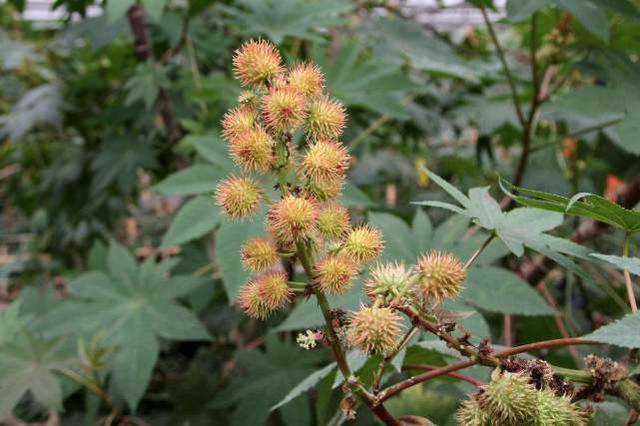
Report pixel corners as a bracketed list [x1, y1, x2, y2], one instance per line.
[262, 85, 307, 133]
[240, 237, 279, 272]
[288, 62, 324, 98]
[301, 140, 350, 183]
[347, 306, 403, 356]
[215, 175, 263, 220]
[229, 126, 275, 172]
[416, 250, 466, 303]
[221, 105, 256, 143]
[305, 96, 346, 140]
[313, 254, 358, 295]
[237, 271, 292, 319]
[267, 194, 317, 243]
[342, 224, 384, 264]
[480, 371, 538, 425]
[232, 39, 283, 87]
[317, 203, 351, 239]
[364, 262, 414, 303]
[456, 397, 489, 426]
[534, 388, 589, 426]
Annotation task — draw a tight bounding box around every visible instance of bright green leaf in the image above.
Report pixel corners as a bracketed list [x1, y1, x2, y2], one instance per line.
[161, 196, 220, 247]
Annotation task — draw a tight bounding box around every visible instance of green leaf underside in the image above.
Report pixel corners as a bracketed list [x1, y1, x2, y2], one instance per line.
[590, 254, 640, 276]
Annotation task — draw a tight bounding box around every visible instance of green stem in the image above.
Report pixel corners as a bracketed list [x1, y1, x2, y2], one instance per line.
[464, 233, 495, 270]
[623, 233, 638, 313]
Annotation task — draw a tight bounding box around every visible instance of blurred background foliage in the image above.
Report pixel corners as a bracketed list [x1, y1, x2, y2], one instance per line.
[1, 0, 639, 425]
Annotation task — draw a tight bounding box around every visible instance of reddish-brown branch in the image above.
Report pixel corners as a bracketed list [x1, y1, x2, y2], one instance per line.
[492, 337, 599, 358]
[404, 364, 484, 387]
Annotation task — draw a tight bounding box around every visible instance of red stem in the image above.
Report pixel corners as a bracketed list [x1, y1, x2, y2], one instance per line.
[404, 364, 484, 387]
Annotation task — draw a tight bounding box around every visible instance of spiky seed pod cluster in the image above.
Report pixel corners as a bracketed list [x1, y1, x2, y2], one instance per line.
[481, 371, 539, 425]
[457, 370, 590, 426]
[365, 262, 414, 303]
[233, 39, 283, 86]
[314, 254, 358, 295]
[416, 250, 466, 303]
[347, 306, 403, 356]
[237, 272, 292, 319]
[221, 106, 256, 142]
[240, 237, 279, 272]
[534, 389, 589, 426]
[215, 175, 263, 219]
[342, 224, 384, 264]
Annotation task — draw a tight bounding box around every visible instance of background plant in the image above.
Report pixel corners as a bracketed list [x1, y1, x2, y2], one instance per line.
[1, 0, 640, 425]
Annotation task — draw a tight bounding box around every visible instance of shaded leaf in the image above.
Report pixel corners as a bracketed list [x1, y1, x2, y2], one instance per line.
[161, 196, 220, 247]
[585, 313, 640, 348]
[590, 254, 640, 276]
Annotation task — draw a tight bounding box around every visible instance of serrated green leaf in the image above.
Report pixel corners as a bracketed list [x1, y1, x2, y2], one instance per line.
[161, 196, 220, 247]
[272, 362, 337, 410]
[463, 267, 554, 315]
[153, 164, 227, 196]
[585, 313, 640, 348]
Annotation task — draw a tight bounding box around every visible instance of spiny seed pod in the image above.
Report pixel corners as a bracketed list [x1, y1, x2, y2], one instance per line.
[480, 371, 538, 425]
[222, 105, 256, 142]
[262, 86, 307, 133]
[229, 126, 275, 171]
[237, 272, 292, 319]
[240, 237, 279, 272]
[314, 254, 358, 295]
[301, 140, 350, 183]
[342, 224, 384, 264]
[267, 194, 317, 243]
[317, 203, 350, 239]
[456, 397, 489, 426]
[288, 63, 324, 98]
[365, 262, 414, 302]
[215, 175, 263, 219]
[232, 39, 283, 87]
[534, 388, 589, 426]
[416, 250, 466, 303]
[305, 96, 346, 140]
[347, 306, 402, 356]
[307, 176, 344, 201]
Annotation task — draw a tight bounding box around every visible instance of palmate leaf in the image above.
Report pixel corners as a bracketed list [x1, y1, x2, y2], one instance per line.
[501, 179, 640, 234]
[311, 40, 421, 119]
[214, 336, 324, 426]
[0, 324, 76, 419]
[35, 240, 211, 411]
[225, 0, 352, 43]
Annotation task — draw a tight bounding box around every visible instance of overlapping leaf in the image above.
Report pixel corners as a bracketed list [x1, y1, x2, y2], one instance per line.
[501, 179, 640, 234]
[35, 241, 210, 410]
[585, 313, 640, 348]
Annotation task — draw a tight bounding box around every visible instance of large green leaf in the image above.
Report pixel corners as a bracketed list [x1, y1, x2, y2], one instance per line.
[153, 164, 227, 196]
[312, 40, 420, 119]
[462, 267, 554, 316]
[590, 254, 640, 276]
[215, 336, 324, 426]
[35, 241, 210, 410]
[161, 196, 220, 247]
[0, 327, 75, 419]
[360, 17, 481, 82]
[585, 313, 640, 348]
[369, 212, 419, 263]
[502, 180, 640, 233]
[506, 0, 610, 41]
[216, 211, 267, 300]
[226, 0, 352, 43]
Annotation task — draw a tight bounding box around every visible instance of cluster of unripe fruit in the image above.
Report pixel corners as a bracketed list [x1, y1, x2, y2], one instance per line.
[215, 39, 467, 357]
[457, 368, 589, 426]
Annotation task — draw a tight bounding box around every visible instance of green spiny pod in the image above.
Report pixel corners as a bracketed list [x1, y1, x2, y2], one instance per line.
[534, 388, 589, 426]
[479, 371, 538, 425]
[456, 396, 490, 426]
